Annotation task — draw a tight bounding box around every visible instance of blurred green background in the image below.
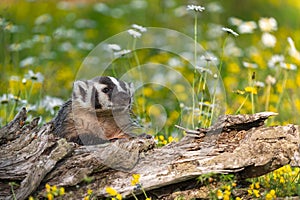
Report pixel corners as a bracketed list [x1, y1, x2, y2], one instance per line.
[0, 0, 299, 137]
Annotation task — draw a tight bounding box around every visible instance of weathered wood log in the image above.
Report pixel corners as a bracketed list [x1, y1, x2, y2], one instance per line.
[0, 108, 299, 199]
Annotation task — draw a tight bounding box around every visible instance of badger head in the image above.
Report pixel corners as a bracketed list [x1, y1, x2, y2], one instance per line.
[72, 76, 134, 111]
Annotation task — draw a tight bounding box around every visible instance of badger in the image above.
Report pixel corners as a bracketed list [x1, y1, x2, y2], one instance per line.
[52, 76, 140, 145]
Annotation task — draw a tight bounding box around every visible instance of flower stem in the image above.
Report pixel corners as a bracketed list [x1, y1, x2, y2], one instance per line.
[192, 12, 198, 129]
[197, 69, 208, 127]
[209, 36, 227, 126]
[250, 71, 255, 114]
[235, 94, 249, 114]
[275, 70, 288, 112]
[265, 83, 271, 111]
[131, 192, 139, 200]
[142, 188, 148, 198]
[132, 38, 145, 120]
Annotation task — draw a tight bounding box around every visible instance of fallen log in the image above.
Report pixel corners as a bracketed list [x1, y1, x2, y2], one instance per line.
[0, 109, 299, 199]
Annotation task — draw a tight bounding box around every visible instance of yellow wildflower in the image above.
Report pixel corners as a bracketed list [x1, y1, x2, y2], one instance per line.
[143, 87, 153, 97]
[47, 193, 54, 200]
[148, 105, 162, 116]
[269, 189, 276, 197]
[224, 189, 231, 196]
[255, 182, 260, 189]
[84, 196, 90, 200]
[146, 198, 151, 200]
[265, 193, 273, 200]
[87, 189, 93, 195]
[248, 189, 253, 195]
[59, 187, 65, 195]
[131, 174, 141, 186]
[216, 189, 223, 199]
[223, 185, 231, 191]
[52, 185, 57, 193]
[228, 62, 240, 73]
[265, 189, 276, 200]
[158, 135, 164, 141]
[232, 182, 237, 187]
[28, 197, 34, 200]
[106, 187, 118, 196]
[235, 197, 241, 200]
[253, 189, 260, 198]
[223, 194, 230, 200]
[249, 183, 254, 190]
[45, 184, 51, 193]
[279, 176, 285, 183]
[168, 136, 173, 143]
[245, 86, 257, 94]
[137, 97, 145, 106]
[116, 193, 122, 200]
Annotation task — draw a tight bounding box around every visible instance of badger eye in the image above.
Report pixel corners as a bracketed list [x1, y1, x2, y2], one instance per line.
[102, 87, 110, 93]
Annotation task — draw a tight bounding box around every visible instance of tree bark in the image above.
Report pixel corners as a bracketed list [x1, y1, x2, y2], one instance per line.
[0, 109, 299, 199]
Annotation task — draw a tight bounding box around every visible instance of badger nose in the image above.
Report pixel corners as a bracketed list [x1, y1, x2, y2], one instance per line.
[112, 92, 131, 106]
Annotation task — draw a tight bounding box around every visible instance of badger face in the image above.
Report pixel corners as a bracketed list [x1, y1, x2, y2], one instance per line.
[72, 76, 134, 111]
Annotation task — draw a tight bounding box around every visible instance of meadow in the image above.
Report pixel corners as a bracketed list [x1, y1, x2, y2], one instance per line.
[0, 0, 299, 199]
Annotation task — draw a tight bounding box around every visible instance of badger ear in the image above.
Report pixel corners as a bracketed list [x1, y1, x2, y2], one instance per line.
[72, 80, 88, 103]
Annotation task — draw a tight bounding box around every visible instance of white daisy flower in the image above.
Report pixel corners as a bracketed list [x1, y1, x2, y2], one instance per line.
[24, 70, 44, 82]
[200, 55, 217, 62]
[179, 103, 185, 108]
[280, 63, 297, 71]
[228, 17, 243, 26]
[238, 21, 257, 34]
[267, 54, 284, 68]
[114, 49, 131, 57]
[0, 94, 15, 104]
[255, 81, 265, 88]
[127, 29, 142, 38]
[77, 41, 94, 50]
[224, 42, 243, 57]
[222, 27, 239, 37]
[196, 66, 213, 75]
[132, 24, 147, 32]
[20, 57, 36, 68]
[243, 61, 258, 69]
[107, 44, 121, 51]
[74, 19, 96, 29]
[35, 14, 52, 25]
[9, 43, 22, 52]
[40, 96, 64, 115]
[258, 17, 277, 32]
[198, 101, 214, 108]
[287, 37, 300, 60]
[261, 32, 276, 48]
[186, 5, 205, 12]
[22, 78, 27, 85]
[32, 35, 51, 43]
[265, 75, 276, 85]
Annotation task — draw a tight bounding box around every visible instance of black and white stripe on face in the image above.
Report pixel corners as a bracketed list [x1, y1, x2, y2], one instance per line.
[73, 76, 134, 109]
[91, 86, 102, 109]
[72, 80, 89, 106]
[93, 76, 133, 98]
[107, 77, 134, 105]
